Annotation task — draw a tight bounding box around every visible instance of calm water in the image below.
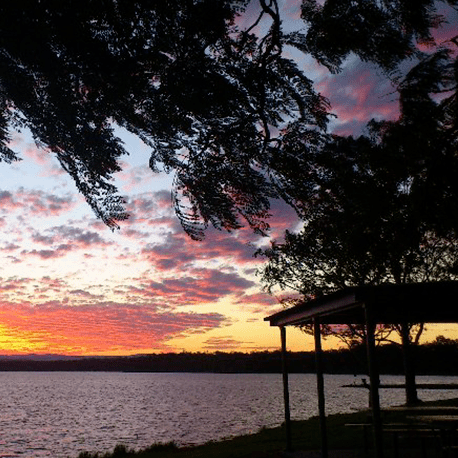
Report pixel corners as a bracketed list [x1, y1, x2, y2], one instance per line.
[0, 372, 458, 458]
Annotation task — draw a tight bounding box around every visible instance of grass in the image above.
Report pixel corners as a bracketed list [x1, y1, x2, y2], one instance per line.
[75, 397, 458, 458]
[74, 410, 371, 458]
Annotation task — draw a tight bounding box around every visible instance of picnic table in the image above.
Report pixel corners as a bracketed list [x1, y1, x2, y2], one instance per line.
[388, 406, 458, 413]
[409, 415, 458, 457]
[342, 383, 458, 390]
[347, 407, 458, 457]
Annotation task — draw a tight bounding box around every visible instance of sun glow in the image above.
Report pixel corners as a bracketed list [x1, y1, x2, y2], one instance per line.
[0, 323, 56, 354]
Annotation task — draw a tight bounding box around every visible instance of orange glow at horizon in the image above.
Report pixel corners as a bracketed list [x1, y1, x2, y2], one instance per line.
[1, 304, 458, 357]
[0, 305, 214, 356]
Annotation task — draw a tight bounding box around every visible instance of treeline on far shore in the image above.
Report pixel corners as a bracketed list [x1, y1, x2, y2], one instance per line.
[0, 336, 457, 374]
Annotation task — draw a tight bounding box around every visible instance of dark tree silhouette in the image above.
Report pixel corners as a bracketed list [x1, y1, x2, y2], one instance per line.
[0, 0, 455, 238]
[258, 41, 458, 404]
[259, 34, 458, 291]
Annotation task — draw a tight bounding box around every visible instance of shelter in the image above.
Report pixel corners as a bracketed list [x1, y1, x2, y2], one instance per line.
[265, 281, 458, 458]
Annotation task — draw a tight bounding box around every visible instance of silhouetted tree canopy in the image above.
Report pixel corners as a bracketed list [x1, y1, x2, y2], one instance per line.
[258, 47, 458, 297]
[0, 0, 456, 238]
[257, 51, 458, 401]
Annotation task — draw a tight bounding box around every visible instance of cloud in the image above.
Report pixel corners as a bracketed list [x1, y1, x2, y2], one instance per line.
[50, 226, 112, 248]
[235, 292, 278, 307]
[0, 301, 228, 354]
[121, 228, 151, 239]
[0, 188, 76, 216]
[116, 164, 156, 192]
[0, 190, 14, 208]
[141, 234, 196, 270]
[22, 225, 112, 260]
[129, 268, 256, 306]
[122, 191, 176, 230]
[0, 277, 31, 293]
[36, 276, 69, 291]
[69, 289, 104, 299]
[202, 336, 255, 351]
[318, 58, 400, 136]
[14, 140, 65, 178]
[31, 232, 56, 245]
[1, 242, 20, 252]
[22, 246, 72, 260]
[433, 4, 458, 45]
[22, 144, 52, 166]
[138, 198, 300, 272]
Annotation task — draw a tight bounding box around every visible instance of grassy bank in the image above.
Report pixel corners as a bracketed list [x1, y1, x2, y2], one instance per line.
[76, 397, 458, 458]
[75, 410, 371, 458]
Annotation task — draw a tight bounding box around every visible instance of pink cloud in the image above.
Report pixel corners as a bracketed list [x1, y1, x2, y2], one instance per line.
[202, 336, 255, 351]
[116, 165, 155, 192]
[1, 242, 20, 252]
[121, 191, 175, 228]
[140, 230, 253, 271]
[35, 276, 68, 292]
[22, 144, 50, 166]
[23, 248, 65, 260]
[0, 189, 76, 216]
[317, 60, 400, 136]
[0, 190, 16, 209]
[0, 277, 31, 292]
[69, 289, 104, 299]
[0, 301, 228, 354]
[24, 225, 112, 259]
[22, 243, 74, 260]
[121, 228, 151, 239]
[137, 198, 299, 272]
[21, 144, 65, 177]
[235, 292, 278, 307]
[433, 5, 458, 45]
[51, 226, 111, 248]
[127, 267, 255, 307]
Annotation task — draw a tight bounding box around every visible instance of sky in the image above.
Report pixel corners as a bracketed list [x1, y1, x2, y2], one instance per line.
[1, 2, 458, 356]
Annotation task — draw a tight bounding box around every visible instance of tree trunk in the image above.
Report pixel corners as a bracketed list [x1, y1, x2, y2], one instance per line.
[400, 322, 420, 405]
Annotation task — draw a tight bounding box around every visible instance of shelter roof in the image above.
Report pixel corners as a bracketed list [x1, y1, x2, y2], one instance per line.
[265, 281, 458, 326]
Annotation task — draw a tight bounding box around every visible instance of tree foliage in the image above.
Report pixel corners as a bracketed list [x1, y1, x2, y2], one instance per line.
[257, 35, 458, 397]
[0, 0, 456, 239]
[258, 41, 458, 298]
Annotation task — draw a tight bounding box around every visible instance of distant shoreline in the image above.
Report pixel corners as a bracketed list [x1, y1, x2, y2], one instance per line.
[0, 342, 457, 375]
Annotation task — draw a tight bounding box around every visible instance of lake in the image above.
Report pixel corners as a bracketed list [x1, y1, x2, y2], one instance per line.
[1, 372, 458, 458]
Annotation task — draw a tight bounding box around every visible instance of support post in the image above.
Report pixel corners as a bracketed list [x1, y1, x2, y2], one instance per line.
[280, 326, 292, 451]
[400, 322, 419, 405]
[364, 305, 384, 458]
[314, 318, 328, 458]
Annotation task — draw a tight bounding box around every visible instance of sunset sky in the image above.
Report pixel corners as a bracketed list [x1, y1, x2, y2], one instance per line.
[1, 2, 458, 356]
